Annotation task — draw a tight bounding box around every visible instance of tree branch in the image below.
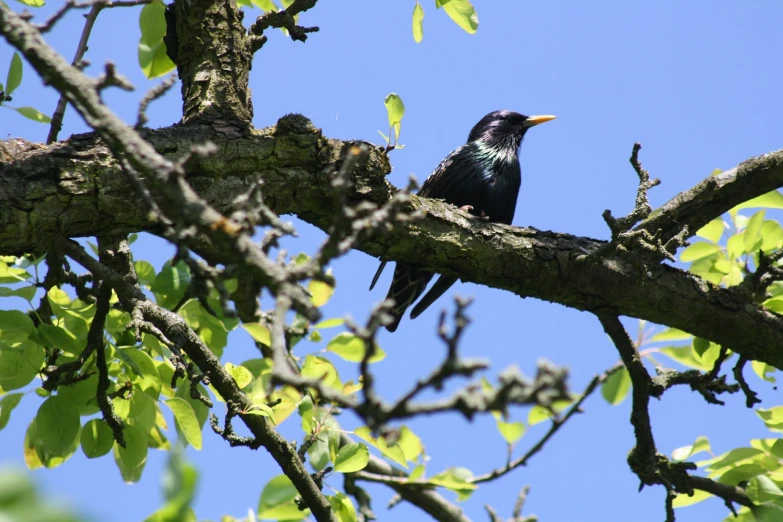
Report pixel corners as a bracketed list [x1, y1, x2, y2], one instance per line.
[595, 312, 754, 519]
[3, 127, 783, 370]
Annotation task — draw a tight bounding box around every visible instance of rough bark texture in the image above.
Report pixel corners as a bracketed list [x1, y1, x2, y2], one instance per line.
[3, 126, 783, 370]
[165, 0, 254, 125]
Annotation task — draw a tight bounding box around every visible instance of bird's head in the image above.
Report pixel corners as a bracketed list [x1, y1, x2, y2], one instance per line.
[467, 110, 556, 152]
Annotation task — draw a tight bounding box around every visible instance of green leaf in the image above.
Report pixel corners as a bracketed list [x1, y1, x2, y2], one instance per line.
[0, 342, 45, 392]
[692, 337, 711, 357]
[333, 442, 370, 473]
[701, 447, 763, 472]
[671, 435, 711, 461]
[151, 261, 191, 310]
[428, 467, 476, 500]
[527, 399, 572, 426]
[659, 346, 713, 371]
[326, 332, 386, 363]
[354, 426, 408, 468]
[138, 1, 176, 79]
[5, 52, 22, 96]
[410, 464, 425, 480]
[225, 362, 253, 388]
[747, 475, 783, 504]
[717, 463, 767, 486]
[688, 256, 724, 284]
[696, 217, 725, 243]
[243, 322, 272, 345]
[438, 0, 478, 34]
[744, 210, 766, 253]
[80, 419, 115, 458]
[757, 407, 783, 432]
[12, 0, 45, 6]
[601, 367, 631, 405]
[734, 191, 783, 211]
[129, 391, 157, 434]
[398, 425, 424, 461]
[164, 398, 203, 450]
[134, 261, 156, 287]
[496, 420, 525, 444]
[314, 318, 344, 329]
[308, 276, 334, 307]
[0, 260, 31, 283]
[412, 2, 424, 43]
[384, 93, 405, 140]
[680, 242, 720, 262]
[250, 0, 278, 10]
[36, 396, 80, 457]
[119, 347, 162, 398]
[257, 475, 309, 520]
[13, 107, 52, 123]
[328, 493, 358, 522]
[114, 424, 148, 482]
[650, 327, 692, 342]
[0, 309, 34, 339]
[37, 324, 83, 357]
[0, 285, 37, 302]
[301, 355, 342, 390]
[179, 300, 230, 358]
[752, 361, 776, 383]
[0, 392, 23, 431]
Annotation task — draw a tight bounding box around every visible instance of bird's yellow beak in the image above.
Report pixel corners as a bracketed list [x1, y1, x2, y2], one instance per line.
[525, 115, 556, 127]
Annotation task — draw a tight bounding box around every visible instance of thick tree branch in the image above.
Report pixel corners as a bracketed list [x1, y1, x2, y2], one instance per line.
[3, 127, 783, 370]
[637, 150, 783, 243]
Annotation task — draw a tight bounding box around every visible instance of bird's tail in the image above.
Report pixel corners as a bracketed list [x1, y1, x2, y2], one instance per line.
[410, 275, 458, 320]
[384, 264, 432, 332]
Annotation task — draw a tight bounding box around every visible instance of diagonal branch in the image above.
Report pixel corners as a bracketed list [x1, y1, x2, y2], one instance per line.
[57, 236, 339, 522]
[595, 312, 754, 520]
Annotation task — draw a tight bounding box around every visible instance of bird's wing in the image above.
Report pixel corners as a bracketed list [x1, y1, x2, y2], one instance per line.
[384, 264, 433, 332]
[419, 144, 474, 199]
[410, 275, 458, 320]
[369, 260, 387, 291]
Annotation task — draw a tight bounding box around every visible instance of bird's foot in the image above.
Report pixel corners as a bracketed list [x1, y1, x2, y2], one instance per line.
[459, 205, 489, 220]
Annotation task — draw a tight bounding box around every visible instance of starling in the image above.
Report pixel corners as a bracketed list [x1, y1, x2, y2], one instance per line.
[370, 110, 556, 332]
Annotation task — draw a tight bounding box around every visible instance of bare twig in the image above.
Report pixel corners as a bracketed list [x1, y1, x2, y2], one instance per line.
[92, 283, 126, 446]
[602, 143, 661, 237]
[732, 356, 761, 408]
[469, 365, 622, 485]
[46, 0, 149, 143]
[136, 73, 178, 128]
[247, 0, 320, 53]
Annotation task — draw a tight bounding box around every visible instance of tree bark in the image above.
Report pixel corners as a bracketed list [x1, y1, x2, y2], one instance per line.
[2, 126, 783, 369]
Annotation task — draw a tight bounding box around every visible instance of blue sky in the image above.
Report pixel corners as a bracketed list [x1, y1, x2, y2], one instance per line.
[2, 1, 783, 521]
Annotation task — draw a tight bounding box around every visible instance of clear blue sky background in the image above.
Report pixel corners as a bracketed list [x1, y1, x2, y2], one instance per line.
[2, 1, 783, 521]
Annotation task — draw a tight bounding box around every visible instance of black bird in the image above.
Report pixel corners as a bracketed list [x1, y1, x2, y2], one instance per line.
[370, 110, 556, 332]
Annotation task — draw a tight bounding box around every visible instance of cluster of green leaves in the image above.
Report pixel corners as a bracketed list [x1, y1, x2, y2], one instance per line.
[411, 0, 479, 43]
[1, 51, 52, 123]
[671, 435, 783, 521]
[594, 184, 783, 520]
[0, 248, 436, 521]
